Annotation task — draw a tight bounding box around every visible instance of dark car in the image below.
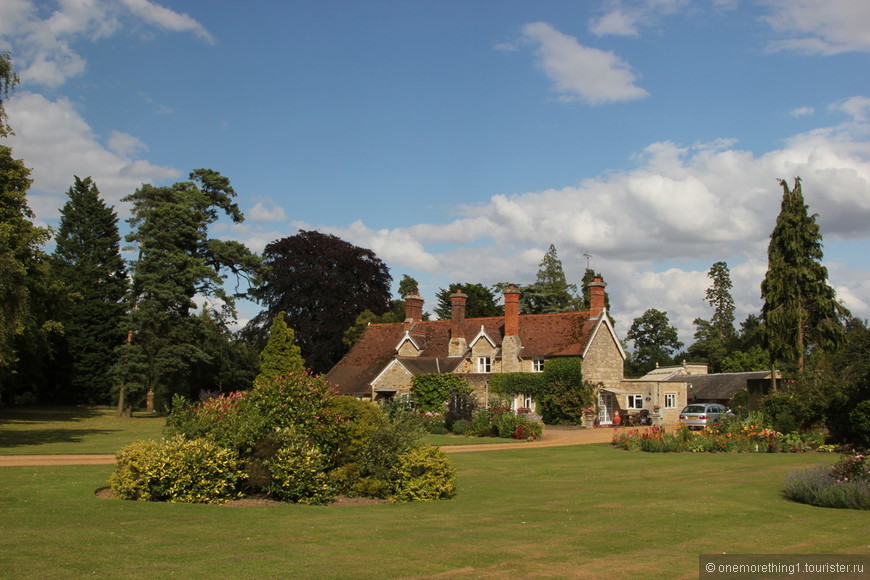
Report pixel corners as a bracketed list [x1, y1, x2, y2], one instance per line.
[679, 404, 732, 430]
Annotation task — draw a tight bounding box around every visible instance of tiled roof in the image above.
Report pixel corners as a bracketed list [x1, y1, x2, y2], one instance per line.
[672, 371, 771, 401]
[326, 310, 603, 395]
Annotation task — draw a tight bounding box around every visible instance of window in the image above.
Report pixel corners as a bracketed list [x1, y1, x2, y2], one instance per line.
[477, 356, 491, 373]
[627, 394, 643, 409]
[665, 393, 676, 409]
[532, 358, 544, 372]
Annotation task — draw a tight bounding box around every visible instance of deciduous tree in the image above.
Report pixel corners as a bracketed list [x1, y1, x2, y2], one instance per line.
[626, 309, 683, 376]
[253, 230, 392, 374]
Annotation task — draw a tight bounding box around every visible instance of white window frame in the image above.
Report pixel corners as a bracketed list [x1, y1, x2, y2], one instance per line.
[477, 356, 491, 373]
[627, 394, 644, 409]
[532, 357, 544, 372]
[665, 393, 677, 409]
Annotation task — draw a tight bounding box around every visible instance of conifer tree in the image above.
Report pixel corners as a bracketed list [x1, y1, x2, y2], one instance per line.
[258, 312, 306, 380]
[760, 178, 847, 378]
[522, 244, 580, 313]
[52, 177, 128, 403]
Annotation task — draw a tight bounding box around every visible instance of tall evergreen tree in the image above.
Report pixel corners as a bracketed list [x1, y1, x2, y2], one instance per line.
[433, 283, 501, 320]
[688, 262, 737, 373]
[760, 178, 847, 378]
[115, 170, 262, 414]
[52, 177, 128, 403]
[521, 244, 580, 314]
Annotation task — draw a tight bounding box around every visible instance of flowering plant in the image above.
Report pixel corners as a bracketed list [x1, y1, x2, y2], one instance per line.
[583, 407, 596, 416]
[653, 405, 661, 411]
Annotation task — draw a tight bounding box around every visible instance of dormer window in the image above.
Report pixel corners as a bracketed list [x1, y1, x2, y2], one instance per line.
[477, 356, 491, 373]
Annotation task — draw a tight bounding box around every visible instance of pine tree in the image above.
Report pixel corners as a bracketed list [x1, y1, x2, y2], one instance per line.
[258, 312, 306, 380]
[115, 170, 262, 414]
[52, 177, 128, 403]
[760, 178, 847, 378]
[522, 244, 580, 313]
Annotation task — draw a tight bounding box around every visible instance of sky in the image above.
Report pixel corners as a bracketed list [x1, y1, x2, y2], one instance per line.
[2, 0, 869, 350]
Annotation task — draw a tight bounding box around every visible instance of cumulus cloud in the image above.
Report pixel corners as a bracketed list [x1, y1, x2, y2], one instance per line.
[2, 0, 212, 87]
[762, 0, 870, 55]
[589, 0, 689, 37]
[324, 110, 870, 343]
[521, 22, 649, 105]
[248, 201, 288, 223]
[5, 92, 181, 217]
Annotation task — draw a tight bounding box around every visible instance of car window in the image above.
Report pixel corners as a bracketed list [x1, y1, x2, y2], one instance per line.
[683, 405, 706, 413]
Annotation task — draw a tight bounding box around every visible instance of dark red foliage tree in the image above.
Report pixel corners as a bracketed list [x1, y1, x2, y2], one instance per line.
[252, 230, 392, 374]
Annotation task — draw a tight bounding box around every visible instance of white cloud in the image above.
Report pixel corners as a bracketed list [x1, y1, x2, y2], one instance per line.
[521, 22, 649, 105]
[6, 92, 181, 218]
[831, 96, 870, 122]
[248, 201, 288, 223]
[762, 0, 870, 55]
[320, 109, 870, 342]
[790, 106, 815, 117]
[2, 0, 212, 88]
[589, 0, 689, 37]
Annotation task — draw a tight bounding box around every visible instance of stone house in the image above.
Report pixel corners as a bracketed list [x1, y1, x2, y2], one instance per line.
[327, 280, 682, 425]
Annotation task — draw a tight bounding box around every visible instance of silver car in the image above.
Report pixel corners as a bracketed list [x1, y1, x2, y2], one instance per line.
[679, 404, 732, 430]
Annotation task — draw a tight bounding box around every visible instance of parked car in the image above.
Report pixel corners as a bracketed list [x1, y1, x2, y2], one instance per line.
[679, 404, 733, 430]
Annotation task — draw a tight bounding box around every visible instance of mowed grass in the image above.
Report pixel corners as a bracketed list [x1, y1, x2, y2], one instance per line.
[1, 442, 866, 579]
[0, 406, 166, 454]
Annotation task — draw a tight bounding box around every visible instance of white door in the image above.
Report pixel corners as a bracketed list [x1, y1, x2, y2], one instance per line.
[598, 392, 613, 425]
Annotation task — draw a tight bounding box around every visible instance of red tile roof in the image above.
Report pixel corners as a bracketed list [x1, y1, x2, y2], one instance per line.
[326, 310, 603, 395]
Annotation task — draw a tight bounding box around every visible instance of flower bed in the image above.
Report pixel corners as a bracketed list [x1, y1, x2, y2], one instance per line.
[611, 419, 824, 453]
[784, 453, 870, 510]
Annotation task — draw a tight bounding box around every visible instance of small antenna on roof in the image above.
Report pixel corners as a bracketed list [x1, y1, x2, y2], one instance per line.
[583, 253, 592, 270]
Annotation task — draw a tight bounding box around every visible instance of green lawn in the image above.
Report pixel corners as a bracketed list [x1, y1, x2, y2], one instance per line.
[0, 441, 864, 579]
[0, 406, 166, 454]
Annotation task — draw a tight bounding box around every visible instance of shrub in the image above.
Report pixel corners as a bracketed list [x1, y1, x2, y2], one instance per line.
[165, 392, 267, 454]
[390, 446, 457, 502]
[451, 419, 469, 435]
[266, 435, 337, 505]
[467, 404, 543, 440]
[444, 389, 477, 431]
[784, 453, 870, 510]
[110, 437, 245, 504]
[848, 400, 870, 449]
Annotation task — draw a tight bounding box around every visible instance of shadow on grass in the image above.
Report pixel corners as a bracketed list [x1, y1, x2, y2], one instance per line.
[0, 428, 119, 448]
[0, 406, 104, 424]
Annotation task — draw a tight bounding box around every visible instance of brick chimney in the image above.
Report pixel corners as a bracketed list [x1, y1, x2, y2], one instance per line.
[501, 285, 523, 372]
[404, 292, 424, 327]
[448, 289, 468, 356]
[588, 278, 606, 318]
[503, 285, 520, 337]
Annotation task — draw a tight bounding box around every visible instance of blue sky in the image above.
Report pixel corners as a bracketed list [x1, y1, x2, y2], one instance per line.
[2, 0, 869, 348]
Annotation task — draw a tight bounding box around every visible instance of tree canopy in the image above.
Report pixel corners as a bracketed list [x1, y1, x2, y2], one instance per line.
[625, 308, 683, 376]
[253, 230, 392, 374]
[258, 312, 306, 380]
[760, 178, 847, 376]
[688, 262, 737, 373]
[0, 51, 18, 137]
